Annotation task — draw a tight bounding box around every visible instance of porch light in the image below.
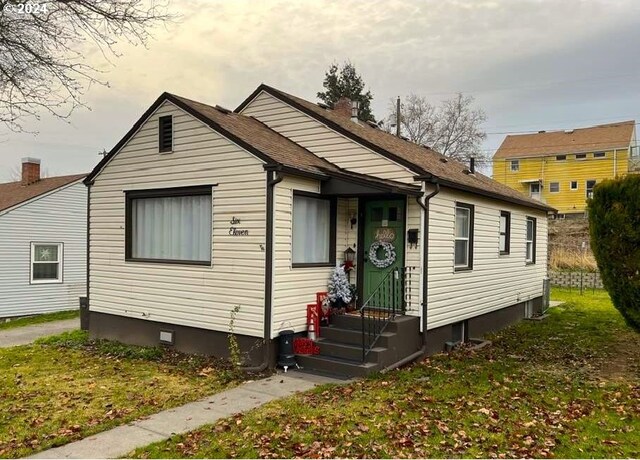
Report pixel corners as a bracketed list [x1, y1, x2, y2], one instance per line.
[343, 247, 356, 263]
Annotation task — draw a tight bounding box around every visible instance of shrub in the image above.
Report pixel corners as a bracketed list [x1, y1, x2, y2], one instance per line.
[588, 174, 640, 331]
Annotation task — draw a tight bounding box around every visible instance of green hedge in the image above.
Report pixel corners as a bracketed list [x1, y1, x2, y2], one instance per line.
[588, 174, 640, 331]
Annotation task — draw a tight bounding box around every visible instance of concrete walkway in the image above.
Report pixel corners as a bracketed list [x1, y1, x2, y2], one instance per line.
[29, 371, 343, 459]
[549, 300, 564, 308]
[0, 318, 79, 348]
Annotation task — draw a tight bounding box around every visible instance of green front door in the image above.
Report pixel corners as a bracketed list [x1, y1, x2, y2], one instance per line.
[362, 199, 405, 306]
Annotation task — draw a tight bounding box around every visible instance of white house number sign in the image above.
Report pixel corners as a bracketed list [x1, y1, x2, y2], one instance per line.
[229, 216, 249, 236]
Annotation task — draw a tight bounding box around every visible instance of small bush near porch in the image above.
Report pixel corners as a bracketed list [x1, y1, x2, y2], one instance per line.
[0, 331, 244, 458]
[131, 288, 639, 459]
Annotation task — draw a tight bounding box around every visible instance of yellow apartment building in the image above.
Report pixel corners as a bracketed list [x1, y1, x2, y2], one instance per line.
[493, 120, 638, 216]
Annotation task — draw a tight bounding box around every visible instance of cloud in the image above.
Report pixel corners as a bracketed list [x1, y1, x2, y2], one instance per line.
[1, 0, 638, 180]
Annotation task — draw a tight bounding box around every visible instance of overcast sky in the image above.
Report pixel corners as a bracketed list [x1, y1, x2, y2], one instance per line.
[1, 0, 639, 181]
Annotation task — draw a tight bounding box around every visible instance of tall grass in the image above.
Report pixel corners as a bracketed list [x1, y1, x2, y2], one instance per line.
[549, 246, 598, 272]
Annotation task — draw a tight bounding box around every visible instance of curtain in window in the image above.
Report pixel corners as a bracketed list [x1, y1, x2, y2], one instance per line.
[292, 195, 330, 264]
[132, 195, 212, 262]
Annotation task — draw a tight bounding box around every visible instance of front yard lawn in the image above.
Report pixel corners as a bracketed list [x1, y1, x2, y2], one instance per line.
[131, 289, 639, 459]
[0, 310, 79, 331]
[0, 331, 244, 458]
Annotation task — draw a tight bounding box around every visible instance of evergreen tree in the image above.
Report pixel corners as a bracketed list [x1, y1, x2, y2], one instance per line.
[317, 61, 375, 122]
[328, 266, 352, 307]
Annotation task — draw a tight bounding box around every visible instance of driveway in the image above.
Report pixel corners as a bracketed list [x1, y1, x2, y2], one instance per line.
[0, 318, 79, 347]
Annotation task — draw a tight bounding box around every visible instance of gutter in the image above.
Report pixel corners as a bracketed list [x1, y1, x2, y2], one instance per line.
[241, 166, 283, 372]
[382, 178, 440, 372]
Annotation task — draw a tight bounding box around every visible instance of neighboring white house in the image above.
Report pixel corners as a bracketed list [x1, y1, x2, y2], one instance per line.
[84, 86, 554, 376]
[0, 159, 87, 318]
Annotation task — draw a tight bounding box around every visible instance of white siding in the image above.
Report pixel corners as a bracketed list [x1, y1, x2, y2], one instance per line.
[89, 101, 267, 337]
[404, 198, 422, 315]
[0, 181, 87, 317]
[427, 187, 548, 329]
[240, 91, 416, 184]
[271, 176, 343, 337]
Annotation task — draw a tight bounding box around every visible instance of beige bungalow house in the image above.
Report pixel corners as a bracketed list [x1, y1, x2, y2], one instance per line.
[84, 84, 554, 376]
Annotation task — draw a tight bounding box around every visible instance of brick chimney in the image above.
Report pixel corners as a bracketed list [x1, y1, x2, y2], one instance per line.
[21, 157, 41, 186]
[333, 97, 352, 118]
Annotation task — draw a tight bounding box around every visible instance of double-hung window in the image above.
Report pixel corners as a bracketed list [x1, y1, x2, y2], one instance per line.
[126, 186, 212, 265]
[510, 160, 520, 172]
[499, 211, 511, 255]
[454, 203, 474, 270]
[586, 180, 597, 199]
[31, 243, 63, 283]
[526, 217, 536, 264]
[292, 192, 336, 267]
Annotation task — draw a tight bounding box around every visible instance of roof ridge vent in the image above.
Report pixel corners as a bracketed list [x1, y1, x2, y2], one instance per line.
[564, 129, 574, 134]
[215, 105, 231, 114]
[317, 102, 329, 109]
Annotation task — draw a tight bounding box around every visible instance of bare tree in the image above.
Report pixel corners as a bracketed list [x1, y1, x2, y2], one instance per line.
[383, 93, 487, 162]
[0, 0, 173, 132]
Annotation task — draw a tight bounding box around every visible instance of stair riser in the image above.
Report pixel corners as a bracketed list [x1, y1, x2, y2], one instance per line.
[331, 315, 401, 332]
[320, 327, 391, 347]
[318, 341, 385, 362]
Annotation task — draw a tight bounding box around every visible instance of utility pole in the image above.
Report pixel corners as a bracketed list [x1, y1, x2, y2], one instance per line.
[396, 96, 401, 137]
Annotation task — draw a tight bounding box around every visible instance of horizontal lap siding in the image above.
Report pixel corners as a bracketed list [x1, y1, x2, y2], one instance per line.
[405, 198, 422, 316]
[90, 101, 266, 337]
[427, 188, 548, 329]
[0, 182, 87, 317]
[240, 92, 416, 184]
[271, 176, 354, 337]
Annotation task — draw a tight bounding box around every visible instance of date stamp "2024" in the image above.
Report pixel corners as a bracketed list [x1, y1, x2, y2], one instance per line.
[3, 1, 48, 14]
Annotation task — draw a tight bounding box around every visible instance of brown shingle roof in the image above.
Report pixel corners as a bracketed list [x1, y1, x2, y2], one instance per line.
[493, 120, 635, 159]
[86, 93, 421, 196]
[237, 84, 553, 212]
[0, 174, 86, 213]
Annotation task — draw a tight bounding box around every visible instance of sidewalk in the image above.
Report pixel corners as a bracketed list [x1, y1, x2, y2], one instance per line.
[0, 318, 78, 348]
[29, 371, 343, 459]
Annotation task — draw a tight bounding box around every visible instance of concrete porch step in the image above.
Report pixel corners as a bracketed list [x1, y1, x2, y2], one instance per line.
[296, 354, 379, 378]
[320, 326, 395, 347]
[315, 337, 387, 362]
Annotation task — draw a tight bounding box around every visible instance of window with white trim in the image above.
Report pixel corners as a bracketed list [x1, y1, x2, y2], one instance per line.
[510, 160, 520, 172]
[454, 203, 474, 270]
[593, 151, 606, 159]
[31, 243, 63, 283]
[526, 217, 536, 264]
[586, 180, 597, 199]
[570, 181, 578, 190]
[549, 182, 560, 193]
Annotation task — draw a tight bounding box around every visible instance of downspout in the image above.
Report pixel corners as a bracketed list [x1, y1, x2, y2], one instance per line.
[382, 177, 440, 372]
[241, 167, 283, 372]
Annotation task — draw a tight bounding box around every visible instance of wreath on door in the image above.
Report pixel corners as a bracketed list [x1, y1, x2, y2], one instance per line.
[368, 241, 396, 268]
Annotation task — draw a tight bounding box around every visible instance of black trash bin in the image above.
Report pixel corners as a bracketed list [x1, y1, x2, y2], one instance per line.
[79, 297, 89, 331]
[277, 330, 298, 372]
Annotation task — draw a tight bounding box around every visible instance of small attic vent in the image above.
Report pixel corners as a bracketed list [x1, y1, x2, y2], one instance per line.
[366, 120, 379, 129]
[317, 102, 329, 109]
[215, 105, 231, 114]
[159, 115, 173, 153]
[439, 157, 448, 163]
[463, 168, 472, 175]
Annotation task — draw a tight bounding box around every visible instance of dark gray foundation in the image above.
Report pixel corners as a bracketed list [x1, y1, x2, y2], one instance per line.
[425, 296, 543, 355]
[89, 311, 273, 366]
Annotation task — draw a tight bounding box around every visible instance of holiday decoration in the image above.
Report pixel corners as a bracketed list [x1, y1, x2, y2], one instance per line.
[368, 241, 396, 268]
[327, 266, 352, 307]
